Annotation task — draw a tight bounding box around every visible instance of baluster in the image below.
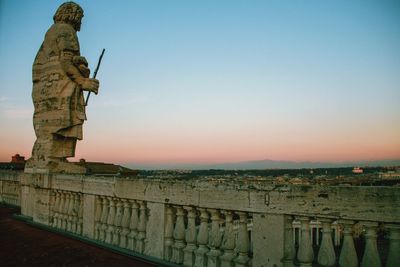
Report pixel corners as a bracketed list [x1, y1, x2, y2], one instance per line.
[61, 192, 69, 230]
[136, 200, 147, 253]
[221, 210, 236, 267]
[99, 197, 109, 242]
[234, 211, 250, 267]
[119, 200, 131, 248]
[57, 191, 65, 229]
[283, 215, 295, 267]
[171, 206, 186, 263]
[183, 206, 197, 267]
[164, 205, 175, 261]
[128, 200, 139, 250]
[317, 218, 336, 267]
[207, 209, 222, 267]
[52, 191, 61, 227]
[360, 222, 381, 267]
[105, 197, 116, 244]
[69, 193, 76, 233]
[194, 208, 210, 267]
[386, 224, 400, 267]
[77, 194, 83, 235]
[338, 220, 358, 267]
[49, 191, 55, 226]
[112, 199, 123, 246]
[67, 192, 74, 232]
[297, 217, 314, 267]
[60, 191, 66, 229]
[94, 196, 102, 240]
[71, 193, 79, 233]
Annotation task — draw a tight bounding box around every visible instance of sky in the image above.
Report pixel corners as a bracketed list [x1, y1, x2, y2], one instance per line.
[0, 0, 399, 167]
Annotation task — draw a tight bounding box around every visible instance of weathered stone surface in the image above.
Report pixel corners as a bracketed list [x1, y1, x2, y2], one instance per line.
[82, 194, 96, 238]
[33, 188, 51, 225]
[253, 214, 285, 267]
[144, 202, 165, 258]
[1, 171, 400, 266]
[25, 1, 99, 174]
[21, 185, 35, 217]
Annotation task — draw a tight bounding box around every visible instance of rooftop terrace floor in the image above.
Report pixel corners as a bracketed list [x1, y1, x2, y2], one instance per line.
[0, 205, 156, 267]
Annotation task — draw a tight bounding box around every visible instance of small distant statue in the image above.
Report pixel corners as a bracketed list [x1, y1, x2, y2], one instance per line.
[25, 2, 99, 173]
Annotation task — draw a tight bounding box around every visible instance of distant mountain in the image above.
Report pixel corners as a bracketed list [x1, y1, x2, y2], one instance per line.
[124, 159, 400, 170]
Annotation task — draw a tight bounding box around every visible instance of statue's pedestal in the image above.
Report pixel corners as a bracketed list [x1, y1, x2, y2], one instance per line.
[21, 162, 86, 227]
[20, 172, 52, 225]
[24, 160, 86, 175]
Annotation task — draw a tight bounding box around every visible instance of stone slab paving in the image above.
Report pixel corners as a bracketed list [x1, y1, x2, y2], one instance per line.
[0, 205, 156, 267]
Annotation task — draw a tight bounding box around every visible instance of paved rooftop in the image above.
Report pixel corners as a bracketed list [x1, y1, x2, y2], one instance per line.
[0, 205, 156, 267]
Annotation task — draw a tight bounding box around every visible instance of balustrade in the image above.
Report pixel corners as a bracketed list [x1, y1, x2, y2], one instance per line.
[1, 172, 399, 267]
[90, 196, 149, 254]
[162, 205, 254, 267]
[0, 181, 20, 206]
[284, 217, 400, 267]
[49, 190, 82, 235]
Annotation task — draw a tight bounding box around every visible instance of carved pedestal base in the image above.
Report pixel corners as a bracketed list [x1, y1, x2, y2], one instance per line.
[25, 159, 86, 174]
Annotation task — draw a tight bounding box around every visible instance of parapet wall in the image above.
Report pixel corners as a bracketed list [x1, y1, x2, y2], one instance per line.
[13, 171, 400, 221]
[1, 170, 399, 267]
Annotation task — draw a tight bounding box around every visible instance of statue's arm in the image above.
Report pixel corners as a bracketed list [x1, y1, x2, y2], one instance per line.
[62, 60, 99, 94]
[56, 27, 99, 94]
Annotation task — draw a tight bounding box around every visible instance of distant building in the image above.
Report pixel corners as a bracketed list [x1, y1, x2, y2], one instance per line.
[0, 154, 26, 171]
[77, 158, 138, 176]
[352, 167, 363, 174]
[11, 154, 26, 163]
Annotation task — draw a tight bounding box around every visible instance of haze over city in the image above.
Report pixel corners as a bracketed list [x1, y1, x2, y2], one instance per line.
[1, 0, 399, 168]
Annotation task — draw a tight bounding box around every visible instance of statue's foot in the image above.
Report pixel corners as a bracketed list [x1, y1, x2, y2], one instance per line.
[49, 160, 87, 174]
[25, 158, 86, 174]
[24, 158, 50, 174]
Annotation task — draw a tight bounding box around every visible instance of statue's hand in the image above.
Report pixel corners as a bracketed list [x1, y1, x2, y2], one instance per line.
[81, 78, 99, 94]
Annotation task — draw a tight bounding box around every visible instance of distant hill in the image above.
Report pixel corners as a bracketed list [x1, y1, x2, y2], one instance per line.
[125, 159, 400, 170]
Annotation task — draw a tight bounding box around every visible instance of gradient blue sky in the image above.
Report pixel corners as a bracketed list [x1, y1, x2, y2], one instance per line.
[0, 0, 399, 166]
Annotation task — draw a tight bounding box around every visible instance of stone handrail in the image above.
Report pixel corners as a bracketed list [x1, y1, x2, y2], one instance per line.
[1, 170, 399, 266]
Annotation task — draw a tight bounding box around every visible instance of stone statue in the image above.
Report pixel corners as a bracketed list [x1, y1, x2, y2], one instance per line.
[25, 2, 99, 174]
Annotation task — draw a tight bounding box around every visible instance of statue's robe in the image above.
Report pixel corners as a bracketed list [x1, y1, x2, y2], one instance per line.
[30, 22, 86, 164]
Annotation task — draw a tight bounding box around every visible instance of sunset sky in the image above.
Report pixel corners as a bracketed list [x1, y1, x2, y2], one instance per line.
[0, 0, 399, 167]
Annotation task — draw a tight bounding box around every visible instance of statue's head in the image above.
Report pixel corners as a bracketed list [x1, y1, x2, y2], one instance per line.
[53, 2, 84, 31]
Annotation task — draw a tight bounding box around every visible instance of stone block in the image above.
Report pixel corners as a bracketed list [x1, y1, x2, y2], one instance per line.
[52, 174, 83, 192]
[83, 176, 114, 196]
[21, 185, 35, 217]
[33, 188, 51, 225]
[82, 194, 96, 239]
[253, 213, 285, 267]
[144, 202, 165, 258]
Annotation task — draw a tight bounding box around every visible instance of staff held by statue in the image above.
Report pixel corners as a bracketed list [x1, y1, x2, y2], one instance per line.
[85, 48, 105, 106]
